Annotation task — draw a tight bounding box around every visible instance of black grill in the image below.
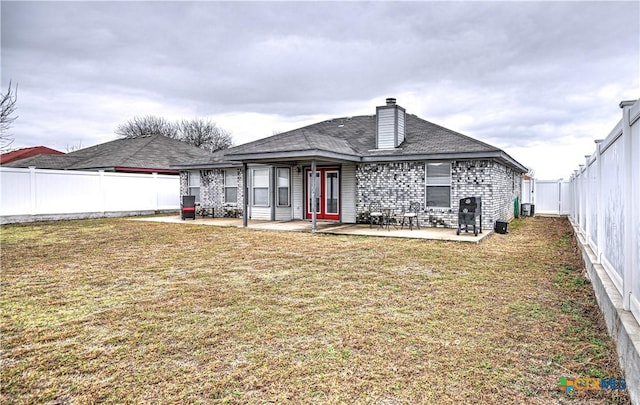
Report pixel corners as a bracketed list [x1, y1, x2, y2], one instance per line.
[456, 196, 482, 236]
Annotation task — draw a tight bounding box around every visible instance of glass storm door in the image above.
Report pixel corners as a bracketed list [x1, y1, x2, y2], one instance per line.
[306, 168, 340, 220]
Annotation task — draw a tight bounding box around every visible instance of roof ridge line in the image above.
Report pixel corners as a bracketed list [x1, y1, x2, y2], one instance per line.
[115, 134, 159, 166]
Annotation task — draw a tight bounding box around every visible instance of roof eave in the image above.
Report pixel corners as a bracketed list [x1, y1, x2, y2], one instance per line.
[362, 150, 528, 172]
[170, 162, 244, 170]
[113, 167, 180, 174]
[73, 166, 116, 171]
[226, 149, 361, 163]
[172, 150, 527, 172]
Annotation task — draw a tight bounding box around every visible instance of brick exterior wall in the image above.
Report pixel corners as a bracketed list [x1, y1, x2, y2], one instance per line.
[179, 171, 189, 197]
[200, 170, 223, 210]
[356, 161, 425, 220]
[356, 160, 522, 231]
[488, 162, 522, 225]
[185, 160, 522, 229]
[180, 169, 244, 217]
[451, 160, 520, 230]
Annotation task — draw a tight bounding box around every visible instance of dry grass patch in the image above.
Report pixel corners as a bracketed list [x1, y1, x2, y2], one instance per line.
[1, 217, 630, 403]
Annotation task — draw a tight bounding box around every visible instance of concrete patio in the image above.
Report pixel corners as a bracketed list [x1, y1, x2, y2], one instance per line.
[130, 216, 492, 243]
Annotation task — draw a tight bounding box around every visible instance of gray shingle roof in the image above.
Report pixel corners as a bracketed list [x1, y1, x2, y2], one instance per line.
[4, 135, 216, 171]
[174, 112, 525, 172]
[170, 149, 239, 168]
[225, 114, 501, 157]
[3, 154, 80, 169]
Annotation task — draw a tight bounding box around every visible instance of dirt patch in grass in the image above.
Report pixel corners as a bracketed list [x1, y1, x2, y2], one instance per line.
[0, 217, 630, 403]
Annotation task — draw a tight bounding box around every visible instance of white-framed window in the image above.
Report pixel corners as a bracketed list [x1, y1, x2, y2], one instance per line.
[425, 162, 451, 208]
[188, 171, 200, 203]
[276, 168, 290, 207]
[252, 168, 270, 206]
[224, 169, 238, 204]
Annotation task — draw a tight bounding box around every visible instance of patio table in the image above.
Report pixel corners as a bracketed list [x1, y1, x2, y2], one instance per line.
[224, 206, 243, 218]
[198, 206, 214, 218]
[380, 208, 398, 231]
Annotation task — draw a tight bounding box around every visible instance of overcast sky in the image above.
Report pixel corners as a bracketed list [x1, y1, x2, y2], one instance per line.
[2, 1, 638, 179]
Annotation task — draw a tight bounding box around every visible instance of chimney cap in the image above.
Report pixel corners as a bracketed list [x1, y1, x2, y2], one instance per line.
[385, 98, 396, 106]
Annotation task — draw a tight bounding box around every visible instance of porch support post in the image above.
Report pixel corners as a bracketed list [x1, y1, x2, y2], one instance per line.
[242, 163, 248, 228]
[270, 166, 276, 221]
[311, 159, 317, 232]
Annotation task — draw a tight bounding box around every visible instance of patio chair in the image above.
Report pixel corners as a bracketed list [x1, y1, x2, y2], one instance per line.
[402, 202, 421, 230]
[369, 202, 384, 228]
[181, 195, 196, 220]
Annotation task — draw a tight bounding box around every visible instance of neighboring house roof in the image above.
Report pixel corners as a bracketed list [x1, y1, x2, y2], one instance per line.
[173, 112, 527, 172]
[0, 146, 64, 164]
[4, 135, 216, 173]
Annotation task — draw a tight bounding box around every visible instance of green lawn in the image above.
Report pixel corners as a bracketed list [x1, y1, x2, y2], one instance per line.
[0, 217, 630, 404]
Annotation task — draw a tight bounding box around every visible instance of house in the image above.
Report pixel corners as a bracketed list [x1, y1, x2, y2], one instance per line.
[0, 146, 64, 164]
[172, 98, 528, 230]
[3, 135, 215, 175]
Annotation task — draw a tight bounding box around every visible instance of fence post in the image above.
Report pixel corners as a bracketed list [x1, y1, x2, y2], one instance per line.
[29, 166, 37, 215]
[153, 172, 159, 211]
[594, 140, 603, 263]
[575, 172, 580, 218]
[584, 156, 591, 244]
[620, 101, 634, 310]
[630, 102, 640, 320]
[98, 170, 106, 214]
[573, 170, 580, 221]
[557, 179, 562, 217]
[577, 169, 584, 229]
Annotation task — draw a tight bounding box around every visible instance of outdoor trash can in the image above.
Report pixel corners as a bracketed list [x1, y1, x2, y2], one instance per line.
[521, 203, 535, 217]
[494, 220, 508, 234]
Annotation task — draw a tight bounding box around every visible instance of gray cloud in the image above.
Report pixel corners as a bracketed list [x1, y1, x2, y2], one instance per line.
[1, 1, 638, 178]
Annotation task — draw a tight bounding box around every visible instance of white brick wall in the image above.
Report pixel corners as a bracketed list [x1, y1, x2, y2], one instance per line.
[180, 169, 244, 217]
[356, 160, 522, 230]
[182, 159, 522, 228]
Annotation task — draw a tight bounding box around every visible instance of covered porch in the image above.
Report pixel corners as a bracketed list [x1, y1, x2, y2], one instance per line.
[230, 155, 359, 232]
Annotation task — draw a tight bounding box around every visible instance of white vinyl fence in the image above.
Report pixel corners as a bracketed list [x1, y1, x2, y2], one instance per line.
[520, 177, 571, 216]
[569, 99, 639, 324]
[0, 167, 180, 223]
[534, 180, 571, 215]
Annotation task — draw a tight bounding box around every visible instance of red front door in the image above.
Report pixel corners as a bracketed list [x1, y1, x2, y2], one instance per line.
[306, 168, 340, 220]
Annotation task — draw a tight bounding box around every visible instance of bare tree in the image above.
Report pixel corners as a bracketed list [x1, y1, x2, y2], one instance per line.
[66, 141, 84, 152]
[1, 81, 18, 152]
[116, 115, 233, 152]
[177, 118, 233, 152]
[115, 115, 178, 139]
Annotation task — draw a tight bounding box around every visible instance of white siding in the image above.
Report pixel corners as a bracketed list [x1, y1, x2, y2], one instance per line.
[397, 109, 405, 145]
[275, 206, 292, 221]
[251, 206, 271, 220]
[377, 108, 396, 149]
[292, 168, 303, 220]
[341, 164, 357, 223]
